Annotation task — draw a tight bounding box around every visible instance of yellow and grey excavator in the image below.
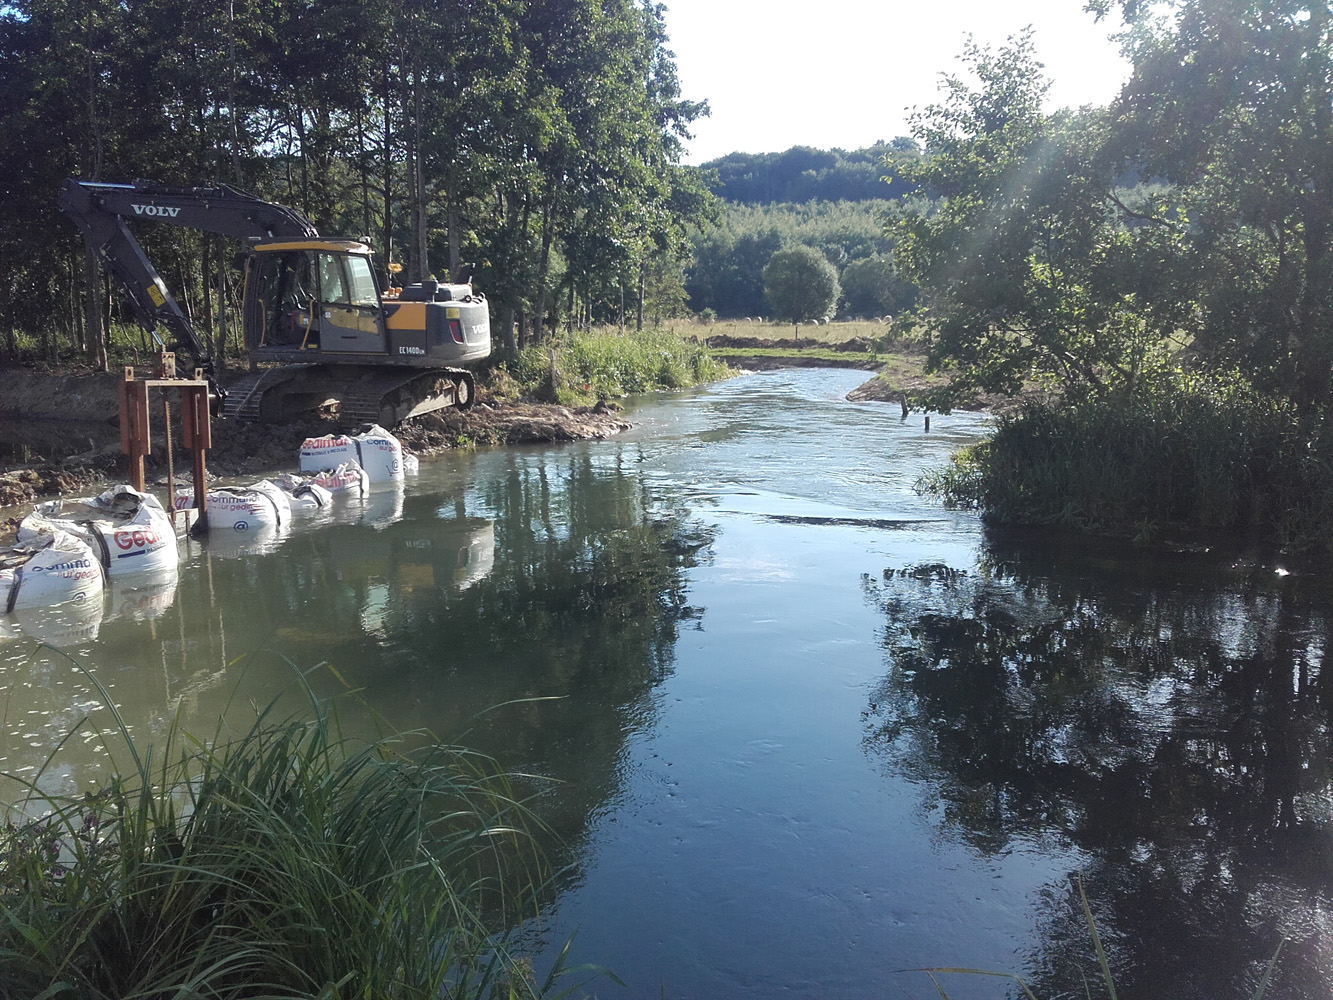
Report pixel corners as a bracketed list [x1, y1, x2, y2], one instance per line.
[59, 178, 488, 425]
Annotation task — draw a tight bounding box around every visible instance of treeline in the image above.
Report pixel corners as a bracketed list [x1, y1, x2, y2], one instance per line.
[700, 142, 920, 204]
[0, 0, 709, 366]
[684, 200, 918, 320]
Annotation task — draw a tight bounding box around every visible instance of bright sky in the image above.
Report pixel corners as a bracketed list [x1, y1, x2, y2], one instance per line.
[661, 0, 1132, 163]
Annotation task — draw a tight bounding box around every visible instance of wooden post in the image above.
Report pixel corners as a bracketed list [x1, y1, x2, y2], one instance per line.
[163, 394, 176, 528]
[118, 367, 151, 491]
[118, 363, 212, 533]
[181, 375, 211, 533]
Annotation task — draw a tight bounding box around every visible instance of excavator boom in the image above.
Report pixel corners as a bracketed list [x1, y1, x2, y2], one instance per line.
[59, 178, 317, 366]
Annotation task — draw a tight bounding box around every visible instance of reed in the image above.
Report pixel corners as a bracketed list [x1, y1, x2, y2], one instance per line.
[0, 679, 566, 999]
[920, 370, 1333, 550]
[511, 328, 733, 404]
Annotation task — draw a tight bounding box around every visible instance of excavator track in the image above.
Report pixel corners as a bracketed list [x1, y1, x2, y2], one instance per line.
[222, 364, 474, 427]
[221, 366, 311, 422]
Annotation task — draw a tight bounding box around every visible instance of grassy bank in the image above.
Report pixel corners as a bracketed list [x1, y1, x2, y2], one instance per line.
[0, 685, 566, 999]
[920, 371, 1333, 550]
[505, 327, 734, 406]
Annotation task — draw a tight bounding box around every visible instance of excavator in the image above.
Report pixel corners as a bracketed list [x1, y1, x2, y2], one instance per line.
[59, 178, 489, 426]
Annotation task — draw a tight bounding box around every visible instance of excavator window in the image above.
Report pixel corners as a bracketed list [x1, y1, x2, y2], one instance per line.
[345, 255, 381, 308]
[253, 250, 317, 346]
[317, 252, 380, 309]
[318, 253, 348, 305]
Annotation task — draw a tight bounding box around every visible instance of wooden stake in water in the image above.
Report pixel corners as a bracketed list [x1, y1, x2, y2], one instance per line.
[163, 394, 176, 529]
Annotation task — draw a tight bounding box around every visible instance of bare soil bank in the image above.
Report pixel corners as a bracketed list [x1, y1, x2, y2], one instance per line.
[696, 333, 882, 371]
[0, 367, 630, 519]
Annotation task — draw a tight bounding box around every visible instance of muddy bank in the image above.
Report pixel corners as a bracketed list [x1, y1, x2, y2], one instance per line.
[699, 334, 880, 353]
[728, 354, 881, 372]
[693, 333, 883, 372]
[0, 368, 123, 423]
[0, 368, 631, 517]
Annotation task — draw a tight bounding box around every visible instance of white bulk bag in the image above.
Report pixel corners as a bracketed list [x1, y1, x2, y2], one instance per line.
[273, 473, 334, 511]
[349, 424, 404, 483]
[19, 485, 178, 577]
[175, 479, 291, 531]
[299, 425, 405, 484]
[1, 529, 105, 613]
[309, 461, 370, 497]
[299, 433, 358, 473]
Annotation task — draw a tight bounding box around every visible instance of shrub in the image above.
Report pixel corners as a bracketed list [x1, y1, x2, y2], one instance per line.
[509, 329, 733, 405]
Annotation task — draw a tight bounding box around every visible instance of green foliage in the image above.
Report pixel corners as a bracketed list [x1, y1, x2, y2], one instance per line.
[838, 254, 916, 318]
[763, 245, 840, 326]
[0, 0, 710, 362]
[920, 369, 1333, 549]
[686, 199, 904, 319]
[0, 680, 561, 1000]
[889, 32, 1190, 405]
[510, 328, 732, 405]
[900, 10, 1333, 546]
[1089, 0, 1333, 409]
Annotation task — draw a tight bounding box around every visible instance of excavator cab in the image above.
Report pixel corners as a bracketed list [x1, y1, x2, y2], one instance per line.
[244, 241, 386, 356]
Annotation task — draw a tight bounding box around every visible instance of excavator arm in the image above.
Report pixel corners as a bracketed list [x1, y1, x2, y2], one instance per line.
[58, 178, 318, 368]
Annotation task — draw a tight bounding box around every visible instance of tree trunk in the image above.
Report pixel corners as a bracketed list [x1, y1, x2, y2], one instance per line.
[498, 303, 517, 357]
[69, 254, 85, 351]
[532, 198, 555, 344]
[227, 0, 242, 180]
[636, 261, 645, 331]
[446, 191, 461, 279]
[356, 100, 373, 240]
[84, 249, 107, 371]
[411, 69, 429, 281]
[295, 112, 311, 219]
[215, 245, 229, 369]
[201, 240, 215, 356]
[382, 61, 394, 283]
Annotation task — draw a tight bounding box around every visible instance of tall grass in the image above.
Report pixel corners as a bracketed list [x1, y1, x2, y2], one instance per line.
[920, 370, 1333, 550]
[510, 328, 733, 405]
[0, 679, 570, 999]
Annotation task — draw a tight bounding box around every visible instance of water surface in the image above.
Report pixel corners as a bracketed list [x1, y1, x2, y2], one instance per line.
[3, 368, 1331, 999]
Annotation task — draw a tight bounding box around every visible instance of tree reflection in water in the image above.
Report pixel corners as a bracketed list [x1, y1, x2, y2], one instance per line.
[862, 531, 1333, 999]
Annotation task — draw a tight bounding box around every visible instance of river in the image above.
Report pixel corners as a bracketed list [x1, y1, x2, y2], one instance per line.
[3, 367, 1331, 998]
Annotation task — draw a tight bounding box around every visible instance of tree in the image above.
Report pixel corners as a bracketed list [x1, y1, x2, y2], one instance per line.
[702, 143, 920, 204]
[762, 245, 839, 332]
[839, 254, 916, 318]
[1090, 0, 1333, 410]
[889, 32, 1190, 407]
